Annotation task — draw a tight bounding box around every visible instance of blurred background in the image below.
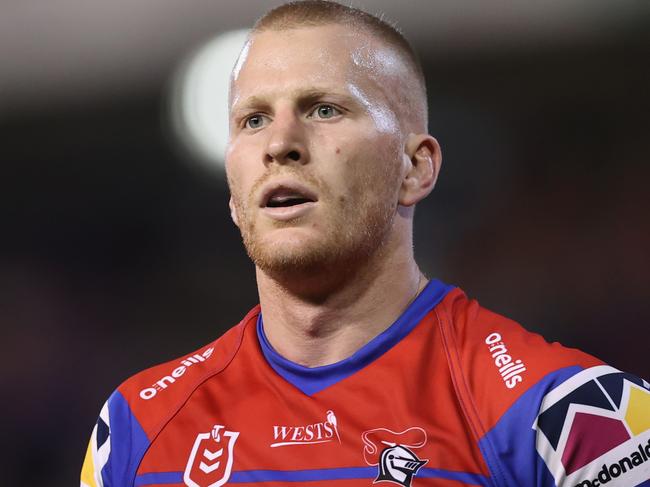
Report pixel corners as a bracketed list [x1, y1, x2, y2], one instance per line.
[1, 0, 648, 485]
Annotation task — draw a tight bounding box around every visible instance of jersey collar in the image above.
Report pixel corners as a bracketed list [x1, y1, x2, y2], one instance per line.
[257, 279, 453, 396]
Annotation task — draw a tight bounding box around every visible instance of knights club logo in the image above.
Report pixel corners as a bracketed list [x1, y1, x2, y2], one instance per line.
[184, 424, 239, 487]
[362, 427, 428, 487]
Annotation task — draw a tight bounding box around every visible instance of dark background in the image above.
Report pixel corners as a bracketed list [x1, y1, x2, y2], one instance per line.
[1, 1, 648, 485]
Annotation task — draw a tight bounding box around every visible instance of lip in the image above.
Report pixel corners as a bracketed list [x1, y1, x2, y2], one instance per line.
[257, 179, 319, 222]
[258, 179, 318, 207]
[261, 201, 317, 221]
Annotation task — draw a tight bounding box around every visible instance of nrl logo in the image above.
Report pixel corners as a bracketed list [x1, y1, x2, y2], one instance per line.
[184, 424, 239, 487]
[362, 427, 428, 487]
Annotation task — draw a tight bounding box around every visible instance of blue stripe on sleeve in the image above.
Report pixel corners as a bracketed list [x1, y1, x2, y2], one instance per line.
[479, 366, 583, 487]
[105, 390, 150, 487]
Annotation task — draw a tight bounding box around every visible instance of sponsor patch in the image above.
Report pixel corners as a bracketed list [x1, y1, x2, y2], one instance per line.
[271, 410, 341, 448]
[534, 365, 650, 487]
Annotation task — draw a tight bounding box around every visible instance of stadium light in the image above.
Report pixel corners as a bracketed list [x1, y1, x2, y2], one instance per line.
[170, 29, 249, 175]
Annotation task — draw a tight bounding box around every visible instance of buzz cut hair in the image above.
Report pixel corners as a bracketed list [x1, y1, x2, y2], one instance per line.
[251, 0, 428, 130]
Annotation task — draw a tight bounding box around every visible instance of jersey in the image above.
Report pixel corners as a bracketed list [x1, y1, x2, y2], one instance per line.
[81, 279, 650, 487]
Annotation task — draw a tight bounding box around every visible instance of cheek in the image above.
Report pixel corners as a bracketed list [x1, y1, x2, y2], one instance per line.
[345, 131, 400, 174]
[226, 170, 255, 219]
[225, 163, 243, 200]
[226, 136, 261, 178]
[226, 151, 257, 200]
[317, 129, 402, 204]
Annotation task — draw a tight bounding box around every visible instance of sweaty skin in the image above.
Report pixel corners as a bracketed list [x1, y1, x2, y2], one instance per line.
[226, 24, 441, 367]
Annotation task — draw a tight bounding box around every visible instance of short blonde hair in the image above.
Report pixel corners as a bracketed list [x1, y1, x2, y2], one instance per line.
[252, 0, 428, 131]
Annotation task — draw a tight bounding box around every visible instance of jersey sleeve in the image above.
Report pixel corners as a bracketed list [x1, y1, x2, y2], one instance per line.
[438, 288, 650, 487]
[80, 400, 109, 487]
[80, 315, 249, 487]
[80, 390, 150, 487]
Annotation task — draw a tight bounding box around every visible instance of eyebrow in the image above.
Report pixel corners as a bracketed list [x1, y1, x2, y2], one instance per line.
[231, 88, 358, 113]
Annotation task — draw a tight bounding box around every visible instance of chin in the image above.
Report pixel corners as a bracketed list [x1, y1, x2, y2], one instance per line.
[240, 203, 396, 277]
[247, 235, 337, 274]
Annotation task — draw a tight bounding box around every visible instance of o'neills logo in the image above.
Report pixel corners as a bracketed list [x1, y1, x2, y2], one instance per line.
[485, 332, 526, 389]
[139, 347, 214, 400]
[271, 410, 341, 447]
[574, 439, 650, 486]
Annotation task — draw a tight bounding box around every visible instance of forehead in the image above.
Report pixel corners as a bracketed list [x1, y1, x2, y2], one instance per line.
[230, 24, 406, 106]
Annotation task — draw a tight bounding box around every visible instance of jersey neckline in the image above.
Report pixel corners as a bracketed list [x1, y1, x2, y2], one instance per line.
[256, 278, 454, 396]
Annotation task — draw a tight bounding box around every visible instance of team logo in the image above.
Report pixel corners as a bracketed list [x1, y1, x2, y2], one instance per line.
[362, 427, 428, 486]
[184, 424, 239, 487]
[271, 410, 341, 448]
[534, 365, 650, 487]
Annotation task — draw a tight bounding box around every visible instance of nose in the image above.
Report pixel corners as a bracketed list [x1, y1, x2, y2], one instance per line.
[264, 109, 309, 166]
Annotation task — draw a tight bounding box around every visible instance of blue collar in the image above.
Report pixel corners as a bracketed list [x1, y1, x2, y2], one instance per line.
[257, 279, 453, 396]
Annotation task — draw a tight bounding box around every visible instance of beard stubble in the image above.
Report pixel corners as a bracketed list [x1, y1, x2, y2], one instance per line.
[231, 166, 398, 278]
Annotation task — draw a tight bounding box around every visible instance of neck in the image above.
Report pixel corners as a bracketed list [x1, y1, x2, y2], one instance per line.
[256, 231, 426, 367]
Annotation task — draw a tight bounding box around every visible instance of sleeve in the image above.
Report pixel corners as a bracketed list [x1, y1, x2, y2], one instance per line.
[80, 390, 151, 487]
[480, 364, 650, 487]
[530, 367, 650, 487]
[439, 289, 650, 487]
[80, 400, 110, 487]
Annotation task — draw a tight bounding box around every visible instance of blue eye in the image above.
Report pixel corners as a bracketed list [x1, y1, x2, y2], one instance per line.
[245, 115, 265, 129]
[312, 104, 340, 119]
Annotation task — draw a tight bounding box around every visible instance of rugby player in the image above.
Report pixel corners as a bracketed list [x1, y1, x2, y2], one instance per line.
[82, 2, 650, 486]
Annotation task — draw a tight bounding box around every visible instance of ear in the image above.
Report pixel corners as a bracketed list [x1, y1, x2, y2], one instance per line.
[228, 196, 240, 227]
[399, 133, 442, 207]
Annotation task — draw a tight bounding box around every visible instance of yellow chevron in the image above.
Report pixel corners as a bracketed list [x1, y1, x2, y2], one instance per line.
[80, 438, 97, 487]
[625, 386, 650, 436]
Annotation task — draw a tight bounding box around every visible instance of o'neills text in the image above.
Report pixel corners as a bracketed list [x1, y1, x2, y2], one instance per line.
[139, 347, 214, 400]
[574, 439, 650, 486]
[485, 332, 526, 389]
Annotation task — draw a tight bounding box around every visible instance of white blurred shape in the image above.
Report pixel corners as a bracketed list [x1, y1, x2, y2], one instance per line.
[171, 29, 249, 174]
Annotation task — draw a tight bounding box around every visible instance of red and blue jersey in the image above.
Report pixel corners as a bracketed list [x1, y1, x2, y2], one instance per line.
[81, 279, 650, 486]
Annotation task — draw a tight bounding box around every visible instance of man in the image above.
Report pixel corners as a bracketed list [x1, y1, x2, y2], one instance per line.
[81, 2, 650, 486]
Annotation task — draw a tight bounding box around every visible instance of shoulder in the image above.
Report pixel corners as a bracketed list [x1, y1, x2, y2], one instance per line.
[81, 306, 259, 487]
[436, 287, 601, 399]
[120, 311, 253, 414]
[117, 305, 258, 434]
[435, 288, 650, 487]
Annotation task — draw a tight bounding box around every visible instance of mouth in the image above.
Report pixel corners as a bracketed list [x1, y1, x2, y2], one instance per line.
[259, 182, 319, 221]
[266, 194, 313, 208]
[260, 183, 318, 208]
